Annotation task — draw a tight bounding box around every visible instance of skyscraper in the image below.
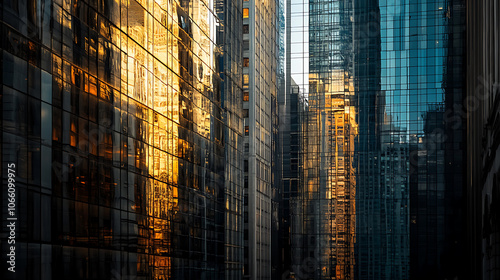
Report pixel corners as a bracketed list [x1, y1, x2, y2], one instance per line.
[286, 0, 468, 279]
[241, 0, 280, 278]
[1, 0, 244, 278]
[216, 0, 246, 278]
[299, 1, 357, 279]
[278, 77, 307, 278]
[357, 1, 467, 279]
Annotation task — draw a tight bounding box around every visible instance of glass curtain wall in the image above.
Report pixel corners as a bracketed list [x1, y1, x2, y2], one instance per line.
[287, 0, 466, 279]
[241, 0, 279, 278]
[296, 0, 357, 279]
[0, 0, 242, 278]
[355, 0, 466, 279]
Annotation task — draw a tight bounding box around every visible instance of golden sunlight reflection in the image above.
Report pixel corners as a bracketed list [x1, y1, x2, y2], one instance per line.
[305, 69, 357, 279]
[122, 0, 219, 277]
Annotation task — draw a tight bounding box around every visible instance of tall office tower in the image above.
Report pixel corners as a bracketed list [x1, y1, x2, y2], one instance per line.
[215, 0, 245, 278]
[354, 0, 467, 279]
[277, 0, 305, 276]
[354, 1, 410, 279]
[405, 1, 467, 279]
[241, 0, 279, 277]
[1, 0, 242, 279]
[285, 0, 310, 278]
[467, 1, 500, 279]
[273, 0, 286, 277]
[278, 77, 307, 278]
[298, 0, 357, 279]
[286, 0, 467, 279]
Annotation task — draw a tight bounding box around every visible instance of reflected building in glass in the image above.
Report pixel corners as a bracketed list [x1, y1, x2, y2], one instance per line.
[1, 0, 243, 279]
[354, 0, 467, 279]
[292, 0, 357, 279]
[216, 0, 245, 278]
[286, 0, 467, 279]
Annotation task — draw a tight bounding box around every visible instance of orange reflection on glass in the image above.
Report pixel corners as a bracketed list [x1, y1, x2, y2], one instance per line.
[305, 69, 357, 279]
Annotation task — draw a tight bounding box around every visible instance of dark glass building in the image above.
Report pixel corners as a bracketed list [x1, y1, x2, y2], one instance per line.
[286, 0, 468, 279]
[278, 77, 307, 278]
[216, 0, 245, 278]
[467, 1, 500, 279]
[299, 1, 357, 279]
[241, 0, 281, 278]
[1, 0, 244, 279]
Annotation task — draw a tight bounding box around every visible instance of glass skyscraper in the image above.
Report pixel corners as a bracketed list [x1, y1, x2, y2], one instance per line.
[1, 0, 245, 278]
[241, 0, 280, 278]
[216, 0, 245, 278]
[467, 1, 500, 279]
[0, 0, 488, 278]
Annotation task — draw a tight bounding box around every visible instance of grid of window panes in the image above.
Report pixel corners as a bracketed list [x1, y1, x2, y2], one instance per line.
[0, 0, 237, 278]
[353, 0, 411, 279]
[272, 0, 286, 277]
[241, 0, 278, 278]
[286, 1, 466, 280]
[286, 0, 310, 276]
[278, 78, 307, 276]
[215, 0, 245, 278]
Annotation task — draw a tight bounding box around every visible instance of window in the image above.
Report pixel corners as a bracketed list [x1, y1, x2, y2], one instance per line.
[243, 74, 249, 85]
[243, 109, 249, 118]
[243, 58, 249, 67]
[245, 126, 249, 136]
[243, 8, 249, 18]
[243, 91, 249, 101]
[243, 25, 249, 34]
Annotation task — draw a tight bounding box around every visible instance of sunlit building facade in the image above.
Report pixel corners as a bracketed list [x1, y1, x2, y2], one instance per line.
[1, 0, 243, 279]
[278, 77, 307, 277]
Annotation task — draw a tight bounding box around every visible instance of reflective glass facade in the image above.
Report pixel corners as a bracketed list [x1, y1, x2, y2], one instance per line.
[216, 0, 245, 278]
[373, 1, 466, 279]
[1, 0, 244, 278]
[291, 1, 357, 279]
[0, 0, 476, 278]
[287, 0, 467, 279]
[278, 77, 307, 277]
